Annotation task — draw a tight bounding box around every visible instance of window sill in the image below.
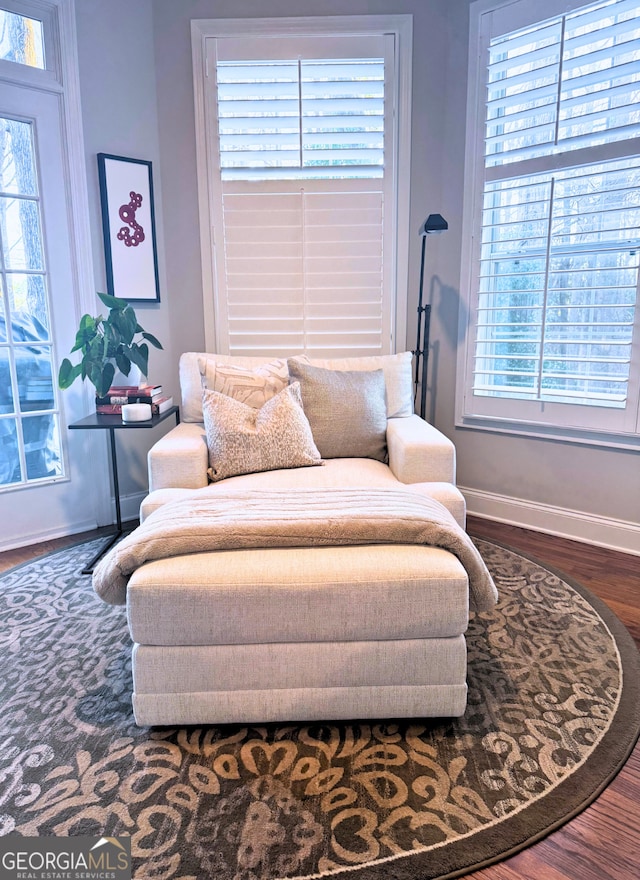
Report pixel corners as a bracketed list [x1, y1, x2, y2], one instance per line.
[455, 413, 640, 452]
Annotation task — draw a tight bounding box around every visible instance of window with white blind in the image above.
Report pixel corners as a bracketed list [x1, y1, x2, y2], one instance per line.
[457, 0, 640, 445]
[191, 17, 412, 359]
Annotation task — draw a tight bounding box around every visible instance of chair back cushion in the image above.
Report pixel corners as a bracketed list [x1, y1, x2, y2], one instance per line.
[179, 350, 414, 423]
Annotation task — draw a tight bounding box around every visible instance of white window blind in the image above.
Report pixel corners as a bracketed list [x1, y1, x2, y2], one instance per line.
[203, 29, 396, 358]
[461, 0, 640, 440]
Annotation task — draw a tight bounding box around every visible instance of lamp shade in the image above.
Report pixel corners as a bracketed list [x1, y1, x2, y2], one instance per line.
[419, 213, 448, 235]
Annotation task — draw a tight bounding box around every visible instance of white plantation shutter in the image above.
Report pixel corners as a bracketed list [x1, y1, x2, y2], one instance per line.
[476, 159, 640, 405]
[486, 0, 640, 166]
[203, 30, 395, 358]
[461, 0, 640, 439]
[219, 186, 385, 355]
[217, 59, 385, 178]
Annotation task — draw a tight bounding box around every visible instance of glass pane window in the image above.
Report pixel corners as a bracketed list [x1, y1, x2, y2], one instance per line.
[0, 114, 62, 488]
[0, 117, 37, 194]
[0, 9, 45, 69]
[15, 343, 54, 410]
[0, 416, 19, 485]
[23, 413, 61, 479]
[7, 272, 49, 335]
[0, 346, 14, 412]
[0, 196, 44, 270]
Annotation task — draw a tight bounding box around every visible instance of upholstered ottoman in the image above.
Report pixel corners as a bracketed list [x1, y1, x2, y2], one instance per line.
[127, 542, 470, 727]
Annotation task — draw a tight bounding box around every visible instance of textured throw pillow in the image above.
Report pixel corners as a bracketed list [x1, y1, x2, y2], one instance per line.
[202, 382, 322, 482]
[198, 357, 289, 409]
[287, 360, 388, 462]
[291, 352, 413, 418]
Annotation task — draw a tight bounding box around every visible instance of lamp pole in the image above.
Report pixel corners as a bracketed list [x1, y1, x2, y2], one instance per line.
[413, 213, 448, 420]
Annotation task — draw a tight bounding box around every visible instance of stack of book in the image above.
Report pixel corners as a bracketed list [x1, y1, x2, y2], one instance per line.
[96, 383, 174, 416]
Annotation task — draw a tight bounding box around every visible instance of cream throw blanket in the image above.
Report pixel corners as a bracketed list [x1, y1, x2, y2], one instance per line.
[93, 487, 499, 610]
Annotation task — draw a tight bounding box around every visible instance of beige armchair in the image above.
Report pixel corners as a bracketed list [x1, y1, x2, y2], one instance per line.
[126, 351, 480, 727]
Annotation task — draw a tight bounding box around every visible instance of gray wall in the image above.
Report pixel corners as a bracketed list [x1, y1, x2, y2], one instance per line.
[75, 0, 176, 505]
[75, 0, 639, 534]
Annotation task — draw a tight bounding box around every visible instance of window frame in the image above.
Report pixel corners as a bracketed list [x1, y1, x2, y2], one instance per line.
[0, 0, 104, 509]
[0, 0, 61, 86]
[456, 0, 640, 451]
[191, 14, 413, 356]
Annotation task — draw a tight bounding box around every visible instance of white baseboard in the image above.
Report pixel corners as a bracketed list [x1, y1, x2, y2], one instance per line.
[116, 490, 146, 525]
[461, 486, 640, 557]
[0, 516, 100, 555]
[0, 491, 146, 555]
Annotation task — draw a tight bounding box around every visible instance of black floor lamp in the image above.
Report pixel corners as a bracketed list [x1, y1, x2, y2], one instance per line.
[413, 213, 448, 420]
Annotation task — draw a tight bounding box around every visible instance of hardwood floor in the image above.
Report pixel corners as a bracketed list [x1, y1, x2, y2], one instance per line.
[0, 518, 638, 879]
[465, 516, 640, 880]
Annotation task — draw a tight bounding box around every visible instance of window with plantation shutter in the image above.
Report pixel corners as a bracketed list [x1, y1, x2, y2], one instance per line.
[458, 0, 640, 445]
[192, 18, 412, 360]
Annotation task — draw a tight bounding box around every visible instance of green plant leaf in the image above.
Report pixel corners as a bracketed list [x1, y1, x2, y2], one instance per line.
[70, 314, 98, 352]
[102, 321, 118, 358]
[97, 291, 128, 311]
[114, 350, 131, 375]
[87, 334, 106, 361]
[109, 306, 137, 346]
[141, 331, 163, 350]
[57, 358, 82, 389]
[89, 361, 115, 397]
[128, 342, 149, 375]
[100, 362, 116, 396]
[122, 306, 139, 342]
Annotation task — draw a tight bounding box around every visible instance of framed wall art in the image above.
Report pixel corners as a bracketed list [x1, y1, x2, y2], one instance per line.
[97, 153, 161, 302]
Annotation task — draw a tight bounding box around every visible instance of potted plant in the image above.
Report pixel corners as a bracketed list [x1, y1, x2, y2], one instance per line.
[58, 291, 163, 399]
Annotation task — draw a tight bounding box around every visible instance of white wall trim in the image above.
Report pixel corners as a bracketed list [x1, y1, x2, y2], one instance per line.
[0, 515, 100, 554]
[57, 0, 111, 527]
[0, 487, 145, 554]
[461, 486, 640, 556]
[115, 489, 145, 525]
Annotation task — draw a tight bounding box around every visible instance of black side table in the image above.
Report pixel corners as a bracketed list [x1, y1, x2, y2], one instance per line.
[69, 405, 180, 573]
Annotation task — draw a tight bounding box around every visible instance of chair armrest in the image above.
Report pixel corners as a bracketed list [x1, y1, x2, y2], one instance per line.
[147, 422, 208, 491]
[387, 415, 456, 484]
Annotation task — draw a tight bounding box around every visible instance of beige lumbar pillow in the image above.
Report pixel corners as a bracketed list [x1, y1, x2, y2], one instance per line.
[290, 351, 413, 418]
[202, 381, 322, 482]
[287, 359, 388, 462]
[198, 357, 289, 409]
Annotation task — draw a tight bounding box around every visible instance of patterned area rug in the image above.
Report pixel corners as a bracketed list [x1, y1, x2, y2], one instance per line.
[0, 538, 638, 880]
